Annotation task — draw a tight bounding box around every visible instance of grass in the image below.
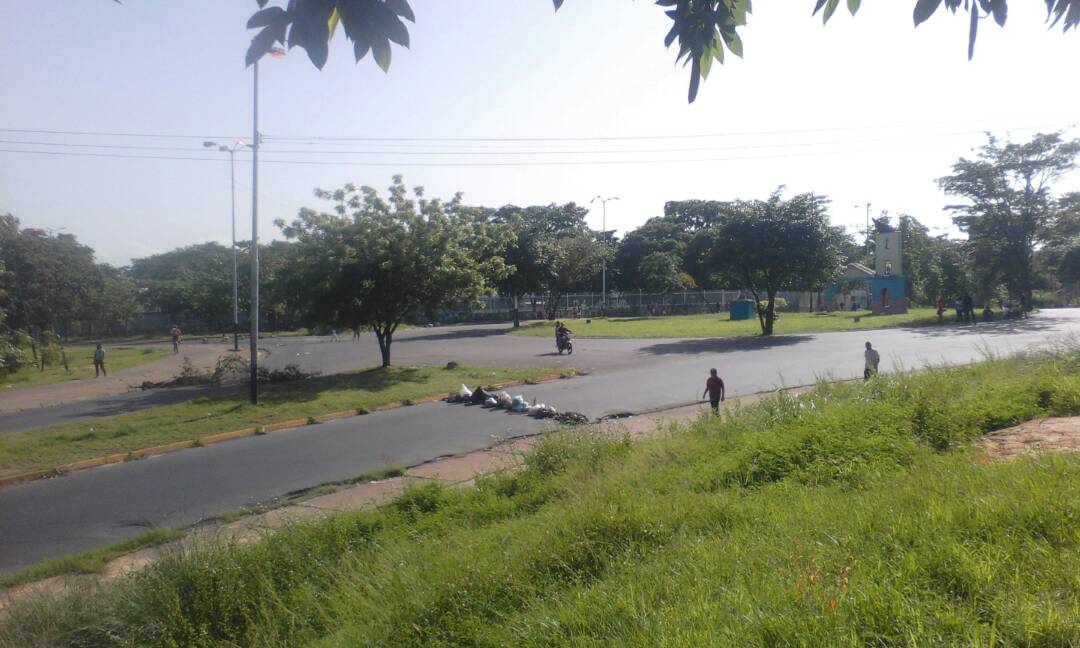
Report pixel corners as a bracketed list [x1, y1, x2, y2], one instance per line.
[5, 347, 1080, 646]
[0, 528, 183, 591]
[1, 345, 171, 390]
[0, 364, 562, 477]
[511, 307, 944, 338]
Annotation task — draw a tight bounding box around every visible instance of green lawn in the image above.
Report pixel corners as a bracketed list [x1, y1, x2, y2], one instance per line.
[1, 344, 171, 390]
[4, 349, 1080, 647]
[0, 364, 565, 476]
[511, 307, 944, 338]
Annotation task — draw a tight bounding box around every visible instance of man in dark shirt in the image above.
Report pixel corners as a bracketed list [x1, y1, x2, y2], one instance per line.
[703, 368, 725, 413]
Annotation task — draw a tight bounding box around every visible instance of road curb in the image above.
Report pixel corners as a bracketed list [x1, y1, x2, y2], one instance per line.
[0, 372, 575, 489]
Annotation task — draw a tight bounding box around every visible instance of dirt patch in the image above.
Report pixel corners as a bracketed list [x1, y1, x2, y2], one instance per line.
[981, 417, 1080, 458]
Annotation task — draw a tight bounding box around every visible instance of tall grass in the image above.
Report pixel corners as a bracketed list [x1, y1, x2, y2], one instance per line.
[4, 349, 1080, 647]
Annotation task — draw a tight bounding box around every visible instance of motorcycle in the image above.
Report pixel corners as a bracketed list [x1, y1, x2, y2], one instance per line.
[556, 332, 573, 355]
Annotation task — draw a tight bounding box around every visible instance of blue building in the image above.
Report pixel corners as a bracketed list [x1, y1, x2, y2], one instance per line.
[823, 231, 908, 314]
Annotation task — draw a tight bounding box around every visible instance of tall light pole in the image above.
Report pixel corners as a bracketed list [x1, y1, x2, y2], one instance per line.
[203, 139, 250, 352]
[249, 59, 261, 405]
[591, 195, 619, 307]
[247, 48, 283, 405]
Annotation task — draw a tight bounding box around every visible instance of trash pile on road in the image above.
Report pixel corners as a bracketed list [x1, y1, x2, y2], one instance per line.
[447, 384, 590, 425]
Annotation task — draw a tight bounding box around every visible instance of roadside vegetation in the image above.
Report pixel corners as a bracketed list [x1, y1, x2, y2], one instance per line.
[0, 528, 183, 591]
[0, 364, 560, 477]
[4, 346, 1080, 646]
[1, 344, 170, 390]
[512, 308, 943, 339]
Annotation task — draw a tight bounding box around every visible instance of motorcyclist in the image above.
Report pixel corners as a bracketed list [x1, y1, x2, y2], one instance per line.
[555, 321, 573, 348]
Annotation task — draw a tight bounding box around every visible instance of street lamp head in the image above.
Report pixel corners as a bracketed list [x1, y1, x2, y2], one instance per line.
[203, 141, 218, 148]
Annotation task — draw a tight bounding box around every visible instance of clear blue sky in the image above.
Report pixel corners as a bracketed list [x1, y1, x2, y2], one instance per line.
[1, 1, 1078, 265]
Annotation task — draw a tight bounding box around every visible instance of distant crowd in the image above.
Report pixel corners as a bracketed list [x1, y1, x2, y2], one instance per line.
[935, 295, 1029, 324]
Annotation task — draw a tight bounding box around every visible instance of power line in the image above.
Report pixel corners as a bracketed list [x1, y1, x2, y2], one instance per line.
[263, 113, 1080, 143]
[1, 112, 1076, 144]
[0, 128, 245, 140]
[1, 122, 1074, 157]
[0, 139, 1001, 167]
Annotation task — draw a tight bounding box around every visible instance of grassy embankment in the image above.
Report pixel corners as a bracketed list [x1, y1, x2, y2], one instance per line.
[4, 347, 1080, 646]
[1, 345, 171, 390]
[0, 529, 184, 590]
[512, 307, 943, 338]
[0, 364, 566, 477]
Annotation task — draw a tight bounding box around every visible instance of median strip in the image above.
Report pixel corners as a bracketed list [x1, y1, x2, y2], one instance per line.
[0, 371, 574, 488]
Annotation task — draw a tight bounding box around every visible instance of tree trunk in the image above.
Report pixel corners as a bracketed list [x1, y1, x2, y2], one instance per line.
[374, 326, 393, 367]
[763, 292, 776, 336]
[512, 294, 520, 328]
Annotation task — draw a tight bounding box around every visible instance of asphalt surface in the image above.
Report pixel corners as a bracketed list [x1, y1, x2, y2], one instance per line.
[0, 311, 1077, 572]
[0, 324, 586, 436]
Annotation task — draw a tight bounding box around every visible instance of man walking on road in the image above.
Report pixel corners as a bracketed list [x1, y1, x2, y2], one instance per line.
[703, 368, 725, 413]
[864, 341, 880, 380]
[93, 343, 106, 377]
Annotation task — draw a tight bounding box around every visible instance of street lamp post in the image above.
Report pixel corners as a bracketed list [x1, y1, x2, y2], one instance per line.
[203, 139, 250, 352]
[590, 195, 619, 308]
[249, 59, 260, 405]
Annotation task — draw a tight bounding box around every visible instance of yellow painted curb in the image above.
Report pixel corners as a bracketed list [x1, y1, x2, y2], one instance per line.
[0, 372, 578, 489]
[262, 418, 311, 433]
[200, 427, 258, 445]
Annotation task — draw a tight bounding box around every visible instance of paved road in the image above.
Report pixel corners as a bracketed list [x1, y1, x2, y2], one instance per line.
[0, 324, 589, 435]
[0, 311, 1076, 572]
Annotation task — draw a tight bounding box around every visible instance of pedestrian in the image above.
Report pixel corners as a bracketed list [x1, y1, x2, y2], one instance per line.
[170, 325, 182, 354]
[936, 297, 945, 322]
[330, 328, 339, 342]
[702, 368, 726, 413]
[93, 343, 106, 377]
[963, 294, 975, 324]
[954, 297, 963, 323]
[863, 341, 880, 380]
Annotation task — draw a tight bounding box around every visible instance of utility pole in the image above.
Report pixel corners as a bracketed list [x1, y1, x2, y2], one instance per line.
[203, 139, 250, 352]
[249, 59, 260, 405]
[590, 195, 619, 308]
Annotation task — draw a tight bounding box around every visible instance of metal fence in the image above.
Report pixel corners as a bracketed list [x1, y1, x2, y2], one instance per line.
[439, 290, 825, 322]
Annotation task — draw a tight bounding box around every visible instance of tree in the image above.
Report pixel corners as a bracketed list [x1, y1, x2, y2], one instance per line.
[0, 214, 101, 333]
[493, 203, 593, 324]
[244, 0, 1080, 103]
[939, 132, 1080, 308]
[539, 235, 610, 319]
[703, 190, 843, 335]
[130, 243, 239, 330]
[91, 264, 139, 329]
[638, 252, 684, 298]
[278, 176, 509, 366]
[1037, 192, 1080, 297]
[614, 217, 688, 291]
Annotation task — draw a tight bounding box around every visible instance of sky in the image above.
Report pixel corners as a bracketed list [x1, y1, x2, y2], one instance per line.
[1, 1, 1078, 266]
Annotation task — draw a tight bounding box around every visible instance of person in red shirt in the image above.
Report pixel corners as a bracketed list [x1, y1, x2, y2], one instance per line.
[703, 368, 725, 412]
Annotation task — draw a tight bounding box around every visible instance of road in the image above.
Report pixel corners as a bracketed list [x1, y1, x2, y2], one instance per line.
[0, 324, 588, 436]
[0, 311, 1076, 572]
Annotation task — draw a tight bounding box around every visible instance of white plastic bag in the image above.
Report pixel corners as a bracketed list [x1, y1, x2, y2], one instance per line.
[511, 395, 527, 412]
[457, 384, 472, 400]
[484, 397, 498, 408]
